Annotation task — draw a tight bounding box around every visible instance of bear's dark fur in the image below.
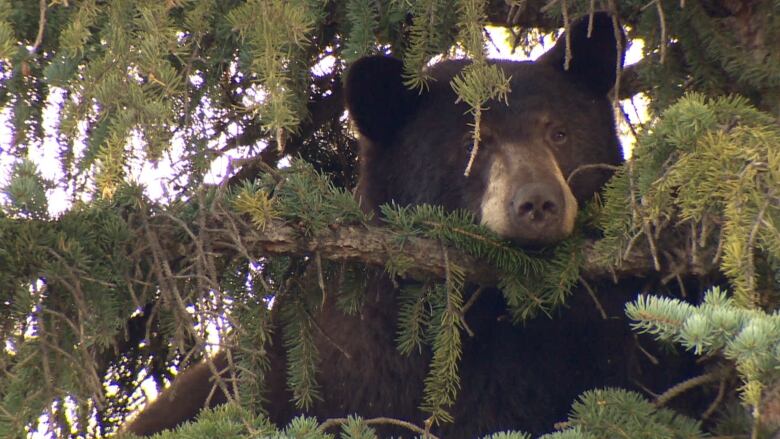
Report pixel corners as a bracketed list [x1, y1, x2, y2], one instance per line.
[124, 13, 692, 438]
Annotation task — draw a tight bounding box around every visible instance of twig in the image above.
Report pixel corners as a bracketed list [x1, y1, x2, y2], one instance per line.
[141, 208, 237, 406]
[462, 286, 486, 314]
[506, 1, 525, 25]
[483, 26, 501, 55]
[463, 109, 483, 177]
[702, 371, 729, 420]
[424, 416, 434, 439]
[276, 127, 285, 153]
[566, 163, 622, 185]
[675, 273, 687, 298]
[303, 306, 353, 360]
[579, 276, 607, 319]
[633, 379, 659, 398]
[628, 159, 662, 271]
[609, 0, 623, 109]
[316, 251, 327, 307]
[634, 335, 660, 365]
[622, 230, 644, 261]
[561, 0, 571, 71]
[319, 416, 440, 439]
[751, 403, 761, 439]
[744, 200, 770, 305]
[620, 102, 640, 140]
[540, 0, 560, 13]
[457, 287, 478, 338]
[656, 0, 667, 63]
[203, 354, 232, 408]
[655, 368, 728, 407]
[32, 0, 47, 53]
[587, 0, 595, 36]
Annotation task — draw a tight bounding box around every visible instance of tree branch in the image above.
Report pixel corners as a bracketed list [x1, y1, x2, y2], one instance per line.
[206, 215, 719, 287]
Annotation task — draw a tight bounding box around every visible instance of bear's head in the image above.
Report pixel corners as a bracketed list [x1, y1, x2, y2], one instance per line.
[346, 13, 625, 246]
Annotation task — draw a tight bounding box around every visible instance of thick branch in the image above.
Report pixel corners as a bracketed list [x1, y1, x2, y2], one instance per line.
[209, 217, 718, 287]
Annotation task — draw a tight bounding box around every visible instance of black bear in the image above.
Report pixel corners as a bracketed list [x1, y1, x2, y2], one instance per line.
[124, 12, 639, 438]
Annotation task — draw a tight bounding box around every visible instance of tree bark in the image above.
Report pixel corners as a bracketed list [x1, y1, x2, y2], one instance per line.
[206, 215, 718, 287]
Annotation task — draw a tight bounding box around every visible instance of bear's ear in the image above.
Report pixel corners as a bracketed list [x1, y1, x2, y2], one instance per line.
[537, 12, 626, 96]
[345, 56, 422, 144]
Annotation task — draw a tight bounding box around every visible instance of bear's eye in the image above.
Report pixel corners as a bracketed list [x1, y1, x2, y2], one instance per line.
[550, 130, 567, 144]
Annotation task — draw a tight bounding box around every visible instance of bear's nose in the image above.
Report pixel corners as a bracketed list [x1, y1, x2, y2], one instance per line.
[512, 183, 562, 228]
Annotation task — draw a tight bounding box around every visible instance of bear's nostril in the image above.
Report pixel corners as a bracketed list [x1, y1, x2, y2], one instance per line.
[542, 200, 557, 214]
[519, 202, 535, 215]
